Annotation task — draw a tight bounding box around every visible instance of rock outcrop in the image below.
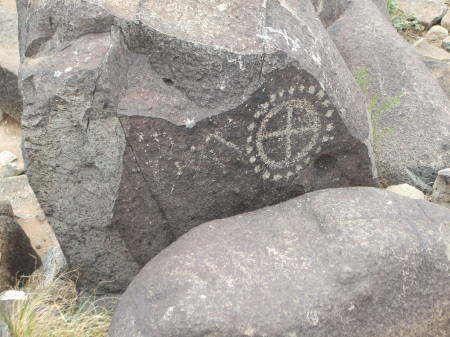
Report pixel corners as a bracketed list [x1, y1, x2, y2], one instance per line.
[329, 0, 450, 191]
[110, 187, 450, 337]
[17, 0, 377, 292]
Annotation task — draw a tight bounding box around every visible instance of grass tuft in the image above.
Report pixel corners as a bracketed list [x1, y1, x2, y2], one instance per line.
[0, 273, 113, 337]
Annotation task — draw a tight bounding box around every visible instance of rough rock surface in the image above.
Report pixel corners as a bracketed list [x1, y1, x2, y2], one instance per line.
[17, 0, 377, 292]
[0, 200, 40, 292]
[0, 5, 22, 122]
[41, 245, 67, 286]
[397, 0, 448, 27]
[329, 0, 450, 191]
[432, 168, 450, 208]
[109, 187, 450, 337]
[423, 58, 450, 97]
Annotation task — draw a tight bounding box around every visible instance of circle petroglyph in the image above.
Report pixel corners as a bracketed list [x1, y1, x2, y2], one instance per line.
[256, 99, 320, 170]
[247, 84, 336, 181]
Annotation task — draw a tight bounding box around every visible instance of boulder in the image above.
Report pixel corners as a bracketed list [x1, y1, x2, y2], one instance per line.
[109, 187, 450, 337]
[442, 10, 450, 30]
[0, 5, 22, 122]
[443, 36, 450, 51]
[397, 0, 448, 27]
[41, 245, 67, 286]
[386, 183, 425, 199]
[0, 200, 40, 292]
[423, 58, 450, 97]
[17, 0, 377, 292]
[432, 168, 450, 208]
[414, 38, 450, 60]
[425, 25, 449, 41]
[329, 0, 450, 191]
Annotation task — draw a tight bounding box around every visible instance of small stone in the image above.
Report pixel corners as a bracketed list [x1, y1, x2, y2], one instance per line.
[442, 37, 450, 51]
[442, 11, 450, 30]
[0, 163, 24, 178]
[397, 0, 448, 27]
[432, 168, 450, 208]
[0, 152, 16, 166]
[425, 25, 448, 41]
[414, 38, 450, 61]
[386, 183, 425, 199]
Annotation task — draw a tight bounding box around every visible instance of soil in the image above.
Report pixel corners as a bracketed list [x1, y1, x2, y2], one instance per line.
[0, 0, 15, 10]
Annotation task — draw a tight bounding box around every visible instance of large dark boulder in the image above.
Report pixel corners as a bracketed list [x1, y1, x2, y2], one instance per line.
[328, 0, 450, 191]
[0, 5, 22, 122]
[109, 187, 450, 337]
[17, 0, 376, 292]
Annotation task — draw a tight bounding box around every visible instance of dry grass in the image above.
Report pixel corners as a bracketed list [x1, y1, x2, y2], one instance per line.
[0, 273, 114, 337]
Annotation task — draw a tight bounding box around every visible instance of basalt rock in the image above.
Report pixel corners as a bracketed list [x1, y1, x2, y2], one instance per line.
[109, 187, 450, 337]
[17, 0, 376, 292]
[329, 0, 450, 191]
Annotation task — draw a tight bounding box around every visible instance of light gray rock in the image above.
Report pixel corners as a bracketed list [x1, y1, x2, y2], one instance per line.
[329, 0, 450, 191]
[443, 36, 450, 51]
[17, 0, 377, 293]
[397, 0, 448, 27]
[425, 25, 449, 41]
[432, 168, 450, 208]
[415, 38, 450, 60]
[109, 187, 450, 337]
[0, 5, 22, 122]
[386, 183, 425, 199]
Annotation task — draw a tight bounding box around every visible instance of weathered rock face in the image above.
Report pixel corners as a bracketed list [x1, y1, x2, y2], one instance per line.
[17, 0, 376, 292]
[109, 187, 450, 337]
[0, 5, 22, 122]
[329, 0, 450, 191]
[397, 0, 448, 27]
[0, 201, 40, 292]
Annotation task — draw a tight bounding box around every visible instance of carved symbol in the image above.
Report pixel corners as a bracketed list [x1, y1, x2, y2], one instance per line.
[255, 99, 321, 170]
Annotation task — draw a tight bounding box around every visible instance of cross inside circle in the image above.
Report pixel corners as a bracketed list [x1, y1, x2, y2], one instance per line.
[255, 99, 321, 170]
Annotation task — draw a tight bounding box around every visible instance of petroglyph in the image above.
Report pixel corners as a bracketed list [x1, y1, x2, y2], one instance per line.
[246, 84, 336, 181]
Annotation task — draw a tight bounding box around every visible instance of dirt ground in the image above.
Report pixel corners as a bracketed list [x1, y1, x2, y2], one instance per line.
[0, 116, 58, 259]
[0, 0, 15, 10]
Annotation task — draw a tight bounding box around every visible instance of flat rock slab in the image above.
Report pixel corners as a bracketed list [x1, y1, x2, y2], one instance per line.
[109, 187, 450, 337]
[0, 5, 22, 122]
[18, 0, 376, 292]
[329, 0, 450, 191]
